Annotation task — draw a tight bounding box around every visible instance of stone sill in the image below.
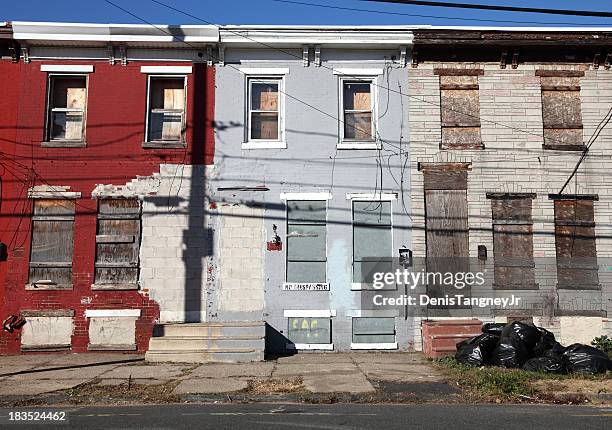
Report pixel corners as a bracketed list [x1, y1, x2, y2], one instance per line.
[337, 142, 381, 150]
[91, 283, 139, 291]
[492, 283, 540, 290]
[88, 344, 137, 351]
[142, 141, 187, 149]
[440, 142, 485, 150]
[242, 141, 287, 150]
[25, 283, 73, 291]
[554, 310, 606, 317]
[21, 344, 71, 352]
[41, 141, 86, 148]
[542, 144, 587, 151]
[22, 309, 74, 317]
[556, 283, 601, 291]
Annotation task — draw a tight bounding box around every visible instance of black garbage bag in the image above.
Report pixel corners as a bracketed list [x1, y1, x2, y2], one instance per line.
[542, 342, 566, 358]
[482, 323, 506, 336]
[490, 339, 530, 368]
[500, 321, 541, 350]
[522, 356, 565, 374]
[455, 333, 500, 366]
[532, 327, 557, 357]
[562, 343, 612, 374]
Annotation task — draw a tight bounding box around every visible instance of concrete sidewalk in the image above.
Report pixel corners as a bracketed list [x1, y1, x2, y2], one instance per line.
[0, 352, 444, 397]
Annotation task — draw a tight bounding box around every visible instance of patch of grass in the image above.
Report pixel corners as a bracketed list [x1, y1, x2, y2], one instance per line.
[246, 378, 304, 394]
[436, 356, 610, 403]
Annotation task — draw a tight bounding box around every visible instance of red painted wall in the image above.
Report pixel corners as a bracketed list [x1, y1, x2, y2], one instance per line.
[0, 59, 215, 354]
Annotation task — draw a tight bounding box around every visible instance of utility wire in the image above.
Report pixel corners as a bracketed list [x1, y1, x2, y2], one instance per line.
[145, 0, 601, 150]
[273, 0, 611, 26]
[361, 0, 612, 18]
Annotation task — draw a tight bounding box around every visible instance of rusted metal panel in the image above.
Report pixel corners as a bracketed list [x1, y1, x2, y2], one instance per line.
[434, 68, 484, 76]
[422, 168, 468, 191]
[553, 199, 599, 289]
[490, 198, 533, 222]
[422, 319, 482, 358]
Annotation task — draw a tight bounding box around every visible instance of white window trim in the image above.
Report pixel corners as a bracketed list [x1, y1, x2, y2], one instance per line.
[85, 309, 141, 318]
[346, 309, 400, 317]
[338, 76, 378, 146]
[41, 64, 94, 73]
[244, 76, 285, 148]
[284, 309, 336, 318]
[351, 342, 398, 350]
[280, 192, 332, 201]
[285, 198, 328, 284]
[351, 197, 395, 284]
[242, 141, 287, 149]
[239, 67, 289, 75]
[287, 343, 334, 351]
[144, 74, 188, 144]
[346, 192, 398, 201]
[45, 73, 89, 143]
[333, 68, 383, 76]
[337, 142, 382, 150]
[140, 66, 192, 74]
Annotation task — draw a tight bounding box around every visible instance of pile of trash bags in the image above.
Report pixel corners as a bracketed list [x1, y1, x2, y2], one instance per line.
[455, 321, 612, 374]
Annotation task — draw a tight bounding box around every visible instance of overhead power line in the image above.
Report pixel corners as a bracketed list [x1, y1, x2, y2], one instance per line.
[272, 0, 610, 26]
[362, 0, 612, 18]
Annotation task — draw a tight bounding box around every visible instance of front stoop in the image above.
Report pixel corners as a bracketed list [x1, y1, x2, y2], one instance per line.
[145, 321, 265, 363]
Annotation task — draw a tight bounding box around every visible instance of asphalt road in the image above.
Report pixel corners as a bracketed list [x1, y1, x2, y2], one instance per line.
[0, 403, 610, 429]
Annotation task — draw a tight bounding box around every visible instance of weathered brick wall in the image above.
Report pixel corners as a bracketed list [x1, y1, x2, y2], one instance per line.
[409, 63, 612, 344]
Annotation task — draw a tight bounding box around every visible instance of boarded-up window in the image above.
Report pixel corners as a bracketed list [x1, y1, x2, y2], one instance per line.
[343, 81, 374, 141]
[353, 201, 392, 284]
[94, 199, 141, 288]
[47, 76, 87, 141]
[439, 74, 482, 149]
[29, 200, 75, 287]
[286, 200, 326, 283]
[147, 77, 186, 142]
[248, 78, 280, 140]
[352, 317, 395, 344]
[553, 198, 599, 289]
[488, 195, 537, 289]
[540, 73, 583, 149]
[288, 317, 331, 344]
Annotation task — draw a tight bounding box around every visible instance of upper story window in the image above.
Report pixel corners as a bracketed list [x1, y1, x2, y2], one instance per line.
[145, 76, 186, 147]
[286, 200, 327, 284]
[341, 80, 375, 143]
[435, 69, 483, 150]
[247, 78, 282, 143]
[538, 70, 584, 151]
[46, 75, 87, 144]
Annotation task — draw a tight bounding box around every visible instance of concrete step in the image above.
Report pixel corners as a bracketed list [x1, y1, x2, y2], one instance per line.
[154, 321, 265, 338]
[145, 348, 264, 364]
[146, 321, 266, 363]
[148, 336, 264, 351]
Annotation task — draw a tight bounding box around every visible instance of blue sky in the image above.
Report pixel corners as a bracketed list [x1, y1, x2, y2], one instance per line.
[3, 0, 612, 27]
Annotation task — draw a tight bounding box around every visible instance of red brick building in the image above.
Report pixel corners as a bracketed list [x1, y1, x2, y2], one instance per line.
[0, 22, 217, 354]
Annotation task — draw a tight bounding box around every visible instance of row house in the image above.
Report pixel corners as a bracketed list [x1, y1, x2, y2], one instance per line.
[0, 22, 611, 359]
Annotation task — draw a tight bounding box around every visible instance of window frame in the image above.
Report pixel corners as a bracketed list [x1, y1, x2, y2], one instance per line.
[92, 198, 142, 290]
[284, 198, 328, 286]
[283, 309, 335, 350]
[338, 76, 378, 147]
[350, 316, 398, 350]
[244, 76, 285, 148]
[44, 73, 89, 147]
[144, 74, 188, 147]
[350, 195, 395, 290]
[27, 199, 76, 290]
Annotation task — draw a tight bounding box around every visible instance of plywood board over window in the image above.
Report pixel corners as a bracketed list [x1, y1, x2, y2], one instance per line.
[551, 196, 599, 289]
[487, 193, 537, 290]
[93, 199, 141, 290]
[145, 76, 186, 148]
[437, 73, 483, 150]
[28, 199, 75, 290]
[539, 72, 585, 151]
[286, 200, 327, 283]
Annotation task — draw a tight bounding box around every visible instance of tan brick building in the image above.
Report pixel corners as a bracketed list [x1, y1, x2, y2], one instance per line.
[408, 29, 612, 346]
